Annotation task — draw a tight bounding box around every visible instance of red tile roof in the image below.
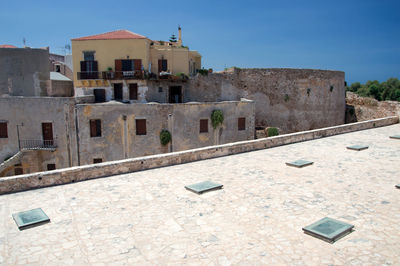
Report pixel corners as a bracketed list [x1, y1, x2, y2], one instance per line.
[0, 44, 17, 48]
[72, 30, 147, 41]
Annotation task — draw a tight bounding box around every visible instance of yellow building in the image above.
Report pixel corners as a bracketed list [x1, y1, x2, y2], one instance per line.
[71, 28, 201, 95]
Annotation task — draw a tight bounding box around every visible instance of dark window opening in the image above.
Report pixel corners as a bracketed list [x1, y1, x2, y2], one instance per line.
[122, 59, 134, 71]
[94, 89, 106, 103]
[169, 86, 182, 103]
[114, 83, 123, 101]
[0, 122, 7, 138]
[158, 59, 168, 72]
[14, 167, 23, 175]
[93, 158, 102, 164]
[136, 119, 147, 135]
[90, 119, 101, 137]
[47, 164, 56, 171]
[129, 83, 138, 100]
[238, 117, 246, 131]
[200, 119, 208, 133]
[55, 65, 61, 72]
[158, 87, 163, 92]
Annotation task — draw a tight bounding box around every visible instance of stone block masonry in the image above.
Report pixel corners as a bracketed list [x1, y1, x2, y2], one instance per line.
[186, 68, 346, 133]
[0, 116, 397, 195]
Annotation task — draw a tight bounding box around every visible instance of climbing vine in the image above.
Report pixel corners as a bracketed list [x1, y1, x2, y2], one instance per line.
[211, 109, 224, 129]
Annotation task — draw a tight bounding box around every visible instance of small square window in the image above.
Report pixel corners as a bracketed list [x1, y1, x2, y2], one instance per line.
[158, 87, 163, 92]
[90, 119, 101, 137]
[55, 64, 61, 72]
[0, 122, 7, 138]
[136, 119, 147, 135]
[14, 167, 23, 175]
[93, 158, 102, 164]
[200, 119, 208, 133]
[47, 164, 56, 171]
[238, 117, 246, 131]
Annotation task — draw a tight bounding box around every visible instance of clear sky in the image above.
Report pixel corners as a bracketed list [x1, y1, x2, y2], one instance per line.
[1, 0, 399, 84]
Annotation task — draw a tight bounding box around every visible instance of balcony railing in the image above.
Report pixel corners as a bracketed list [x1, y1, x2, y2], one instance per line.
[102, 70, 144, 80]
[77, 72, 100, 80]
[19, 139, 57, 150]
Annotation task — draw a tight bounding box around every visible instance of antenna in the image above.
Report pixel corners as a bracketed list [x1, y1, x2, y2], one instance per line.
[23, 37, 26, 47]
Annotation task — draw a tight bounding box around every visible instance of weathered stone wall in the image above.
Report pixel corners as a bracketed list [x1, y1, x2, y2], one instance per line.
[185, 68, 346, 133]
[0, 48, 50, 96]
[0, 97, 78, 174]
[0, 116, 397, 195]
[346, 92, 400, 123]
[76, 100, 255, 165]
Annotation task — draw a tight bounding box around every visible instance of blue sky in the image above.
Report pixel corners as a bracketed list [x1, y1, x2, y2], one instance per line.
[1, 0, 399, 84]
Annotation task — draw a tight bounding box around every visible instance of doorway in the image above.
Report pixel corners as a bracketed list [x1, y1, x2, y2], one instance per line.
[42, 122, 54, 146]
[169, 86, 182, 103]
[114, 83, 123, 101]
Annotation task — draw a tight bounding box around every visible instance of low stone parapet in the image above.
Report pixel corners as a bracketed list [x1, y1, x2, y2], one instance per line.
[0, 116, 398, 195]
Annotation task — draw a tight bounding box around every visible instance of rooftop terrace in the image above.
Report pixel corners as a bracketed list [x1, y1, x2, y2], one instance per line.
[1, 123, 399, 265]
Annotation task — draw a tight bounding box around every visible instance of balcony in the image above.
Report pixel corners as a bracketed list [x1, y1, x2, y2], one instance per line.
[77, 72, 100, 80]
[19, 139, 57, 151]
[102, 70, 144, 80]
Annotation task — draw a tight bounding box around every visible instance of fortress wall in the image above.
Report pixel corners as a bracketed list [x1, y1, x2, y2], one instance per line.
[185, 68, 346, 133]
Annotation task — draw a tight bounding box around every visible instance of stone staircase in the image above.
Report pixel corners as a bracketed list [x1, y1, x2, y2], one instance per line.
[0, 151, 24, 174]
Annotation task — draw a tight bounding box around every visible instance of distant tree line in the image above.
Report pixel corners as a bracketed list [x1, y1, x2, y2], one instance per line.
[346, 78, 400, 101]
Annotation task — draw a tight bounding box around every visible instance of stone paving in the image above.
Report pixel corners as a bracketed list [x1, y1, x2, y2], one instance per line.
[0, 124, 399, 265]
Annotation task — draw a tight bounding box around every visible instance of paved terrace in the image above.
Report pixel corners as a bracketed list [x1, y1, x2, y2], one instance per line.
[1, 124, 399, 265]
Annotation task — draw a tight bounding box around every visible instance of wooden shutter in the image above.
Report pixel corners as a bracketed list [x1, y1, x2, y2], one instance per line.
[0, 122, 7, 138]
[158, 60, 163, 73]
[200, 119, 208, 133]
[115, 59, 122, 79]
[136, 119, 146, 135]
[90, 120, 97, 137]
[134, 59, 142, 71]
[129, 83, 138, 100]
[238, 117, 246, 131]
[95, 120, 101, 137]
[80, 61, 87, 72]
[92, 61, 98, 72]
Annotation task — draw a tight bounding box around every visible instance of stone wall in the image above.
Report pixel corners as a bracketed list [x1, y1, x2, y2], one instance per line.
[346, 92, 400, 123]
[0, 48, 50, 96]
[0, 97, 78, 174]
[0, 116, 397, 195]
[76, 100, 255, 165]
[185, 68, 346, 133]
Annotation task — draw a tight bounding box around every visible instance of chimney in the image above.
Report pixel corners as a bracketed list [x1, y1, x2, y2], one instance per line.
[178, 25, 182, 46]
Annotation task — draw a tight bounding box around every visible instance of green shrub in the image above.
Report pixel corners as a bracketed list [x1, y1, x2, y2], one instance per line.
[267, 127, 279, 137]
[197, 69, 208, 76]
[211, 110, 224, 129]
[160, 129, 171, 146]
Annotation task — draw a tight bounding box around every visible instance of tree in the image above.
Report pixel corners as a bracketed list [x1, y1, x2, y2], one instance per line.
[169, 34, 177, 43]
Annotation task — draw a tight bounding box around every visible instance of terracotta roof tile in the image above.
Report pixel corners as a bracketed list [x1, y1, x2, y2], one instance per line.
[72, 30, 147, 41]
[0, 44, 17, 48]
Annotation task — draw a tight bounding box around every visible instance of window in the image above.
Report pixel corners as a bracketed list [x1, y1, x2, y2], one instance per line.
[158, 87, 163, 93]
[200, 119, 208, 133]
[55, 64, 61, 72]
[129, 83, 138, 100]
[14, 165, 23, 175]
[93, 158, 102, 164]
[90, 119, 101, 137]
[238, 117, 246, 131]
[136, 119, 146, 135]
[158, 59, 168, 72]
[47, 164, 56, 171]
[0, 122, 7, 138]
[83, 51, 95, 61]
